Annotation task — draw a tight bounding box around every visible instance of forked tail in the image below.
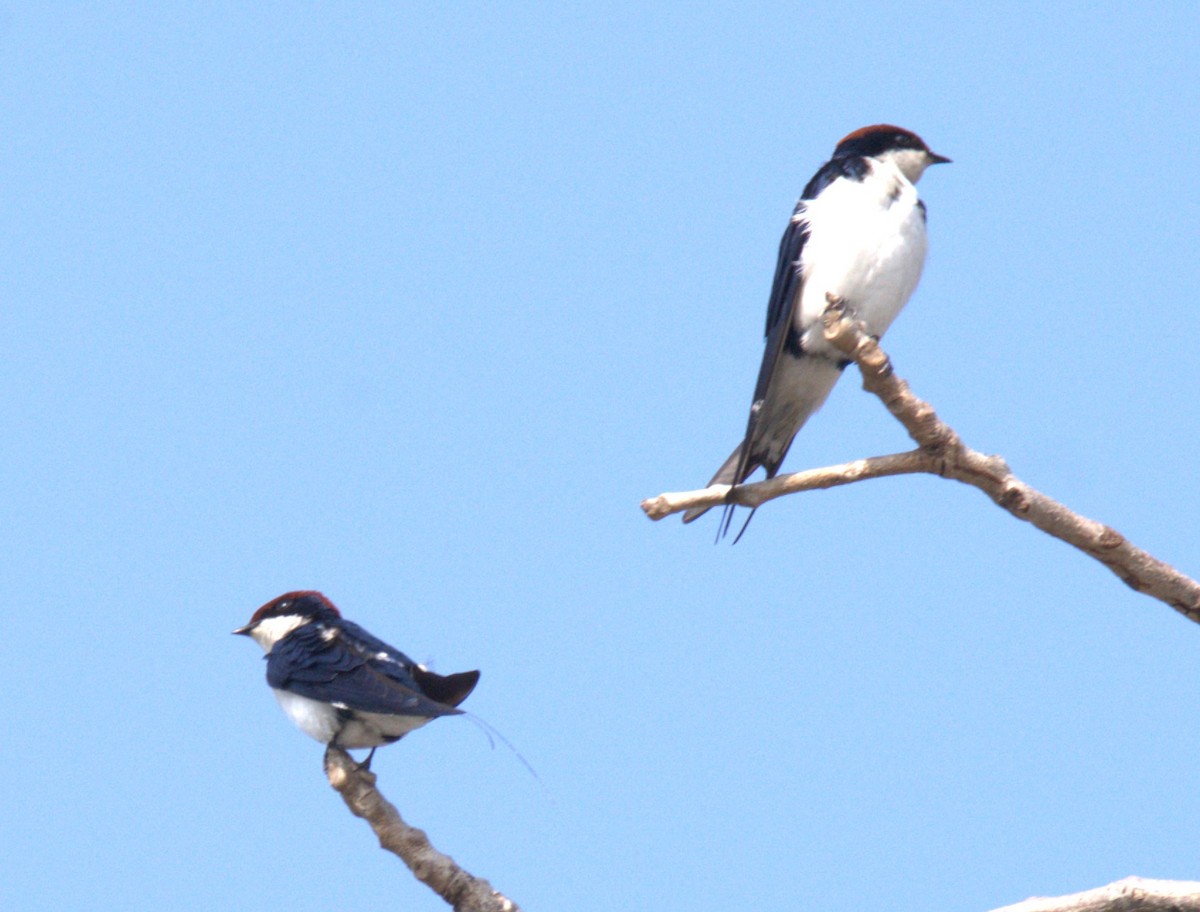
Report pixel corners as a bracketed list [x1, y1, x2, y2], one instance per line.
[681, 441, 762, 539]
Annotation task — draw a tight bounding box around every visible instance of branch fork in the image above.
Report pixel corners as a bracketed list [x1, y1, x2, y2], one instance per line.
[643, 299, 1200, 625]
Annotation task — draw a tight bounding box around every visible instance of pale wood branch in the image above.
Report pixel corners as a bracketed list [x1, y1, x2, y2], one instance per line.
[641, 450, 930, 518]
[324, 747, 521, 912]
[643, 300, 1200, 625]
[989, 876, 1200, 912]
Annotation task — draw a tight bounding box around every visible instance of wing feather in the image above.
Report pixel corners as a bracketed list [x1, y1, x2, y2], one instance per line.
[266, 624, 458, 718]
[735, 203, 809, 483]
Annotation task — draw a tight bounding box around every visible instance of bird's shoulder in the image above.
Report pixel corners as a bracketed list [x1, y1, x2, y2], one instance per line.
[265, 619, 420, 689]
[336, 619, 421, 672]
[762, 157, 872, 340]
[265, 621, 357, 688]
[800, 155, 872, 201]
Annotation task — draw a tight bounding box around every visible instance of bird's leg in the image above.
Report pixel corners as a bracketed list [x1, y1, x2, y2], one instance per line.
[359, 747, 378, 771]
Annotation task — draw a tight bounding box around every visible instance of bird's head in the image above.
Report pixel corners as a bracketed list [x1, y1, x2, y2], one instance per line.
[833, 124, 950, 183]
[233, 590, 340, 652]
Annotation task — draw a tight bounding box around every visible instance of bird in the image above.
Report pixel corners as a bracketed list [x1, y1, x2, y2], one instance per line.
[684, 124, 949, 538]
[234, 590, 480, 764]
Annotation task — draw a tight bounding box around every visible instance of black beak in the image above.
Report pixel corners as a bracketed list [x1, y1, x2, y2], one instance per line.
[232, 624, 253, 636]
[928, 151, 952, 165]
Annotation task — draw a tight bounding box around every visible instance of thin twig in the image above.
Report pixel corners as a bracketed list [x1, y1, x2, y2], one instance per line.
[641, 450, 930, 519]
[324, 747, 521, 912]
[642, 299, 1200, 625]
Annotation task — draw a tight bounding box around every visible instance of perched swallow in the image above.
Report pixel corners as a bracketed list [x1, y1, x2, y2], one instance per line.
[686, 125, 949, 537]
[234, 591, 479, 761]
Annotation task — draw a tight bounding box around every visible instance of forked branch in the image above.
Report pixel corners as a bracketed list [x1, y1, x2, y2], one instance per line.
[642, 298, 1200, 626]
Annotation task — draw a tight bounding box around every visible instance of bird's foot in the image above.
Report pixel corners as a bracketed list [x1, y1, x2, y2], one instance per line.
[824, 291, 851, 317]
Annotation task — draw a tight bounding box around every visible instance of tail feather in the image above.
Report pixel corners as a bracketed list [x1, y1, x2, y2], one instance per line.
[681, 441, 759, 524]
[412, 667, 481, 709]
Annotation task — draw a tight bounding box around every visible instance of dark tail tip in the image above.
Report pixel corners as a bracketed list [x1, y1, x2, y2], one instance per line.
[682, 441, 753, 525]
[729, 506, 758, 544]
[414, 668, 481, 708]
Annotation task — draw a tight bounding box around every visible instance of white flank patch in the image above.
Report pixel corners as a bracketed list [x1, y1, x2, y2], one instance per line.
[271, 689, 437, 748]
[334, 711, 431, 749]
[272, 689, 340, 744]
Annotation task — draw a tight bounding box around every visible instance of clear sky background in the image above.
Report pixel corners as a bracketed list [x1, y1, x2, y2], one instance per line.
[2, 3, 1198, 910]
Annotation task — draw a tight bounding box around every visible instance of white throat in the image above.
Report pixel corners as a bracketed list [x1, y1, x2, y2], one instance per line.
[247, 614, 309, 652]
[880, 147, 932, 184]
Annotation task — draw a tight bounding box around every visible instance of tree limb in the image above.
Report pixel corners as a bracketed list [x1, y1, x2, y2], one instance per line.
[324, 747, 521, 912]
[642, 299, 1200, 626]
[989, 876, 1200, 912]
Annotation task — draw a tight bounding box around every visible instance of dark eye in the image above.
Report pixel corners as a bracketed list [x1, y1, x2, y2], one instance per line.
[278, 600, 291, 610]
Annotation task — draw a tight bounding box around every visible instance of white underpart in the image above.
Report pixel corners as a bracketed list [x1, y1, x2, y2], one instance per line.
[795, 156, 928, 358]
[273, 689, 342, 743]
[333, 709, 431, 749]
[755, 355, 844, 467]
[246, 614, 308, 652]
[271, 689, 433, 748]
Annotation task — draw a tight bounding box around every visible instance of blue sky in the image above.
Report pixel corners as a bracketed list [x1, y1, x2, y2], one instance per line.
[3, 3, 1198, 910]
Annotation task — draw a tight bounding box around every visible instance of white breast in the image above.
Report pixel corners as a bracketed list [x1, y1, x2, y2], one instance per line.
[795, 160, 928, 356]
[272, 689, 341, 744]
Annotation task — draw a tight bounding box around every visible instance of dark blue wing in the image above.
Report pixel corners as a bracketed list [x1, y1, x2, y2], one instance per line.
[738, 155, 870, 477]
[266, 623, 457, 718]
[755, 203, 809, 400]
[728, 200, 809, 486]
[337, 618, 480, 708]
[336, 619, 421, 677]
[761, 201, 808, 344]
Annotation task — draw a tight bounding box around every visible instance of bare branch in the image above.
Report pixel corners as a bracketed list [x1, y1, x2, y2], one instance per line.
[989, 876, 1200, 912]
[324, 747, 521, 912]
[641, 450, 930, 519]
[642, 300, 1200, 625]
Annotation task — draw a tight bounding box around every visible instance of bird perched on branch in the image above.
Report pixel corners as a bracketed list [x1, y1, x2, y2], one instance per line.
[685, 124, 949, 538]
[234, 591, 479, 764]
